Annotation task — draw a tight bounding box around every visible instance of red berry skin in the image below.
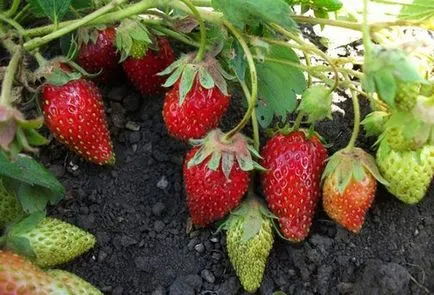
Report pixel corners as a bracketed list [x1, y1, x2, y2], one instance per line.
[77, 27, 121, 83]
[0, 250, 69, 295]
[323, 173, 376, 233]
[122, 38, 175, 96]
[184, 147, 250, 226]
[42, 79, 115, 165]
[163, 78, 231, 141]
[261, 131, 327, 242]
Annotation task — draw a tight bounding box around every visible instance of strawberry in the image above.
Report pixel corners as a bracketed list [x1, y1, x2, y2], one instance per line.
[41, 70, 115, 165]
[47, 270, 103, 295]
[0, 250, 70, 295]
[376, 140, 434, 204]
[224, 198, 274, 293]
[183, 129, 260, 226]
[77, 27, 121, 83]
[161, 53, 232, 141]
[122, 38, 175, 96]
[322, 148, 386, 233]
[260, 131, 327, 242]
[395, 81, 420, 112]
[163, 78, 230, 141]
[0, 179, 23, 228]
[3, 213, 96, 268]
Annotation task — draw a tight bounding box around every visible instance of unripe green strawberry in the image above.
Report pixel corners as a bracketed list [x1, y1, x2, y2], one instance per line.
[0, 179, 23, 228]
[385, 127, 422, 151]
[395, 82, 420, 112]
[225, 198, 274, 293]
[376, 140, 434, 204]
[47, 270, 103, 295]
[0, 250, 71, 295]
[5, 214, 96, 268]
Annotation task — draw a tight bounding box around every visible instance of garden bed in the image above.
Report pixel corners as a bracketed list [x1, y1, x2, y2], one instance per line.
[40, 83, 434, 295]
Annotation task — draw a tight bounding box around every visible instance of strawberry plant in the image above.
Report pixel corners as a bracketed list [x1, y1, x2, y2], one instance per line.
[0, 0, 433, 293]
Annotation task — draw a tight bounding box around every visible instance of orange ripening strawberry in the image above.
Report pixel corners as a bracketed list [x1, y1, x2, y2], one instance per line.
[0, 250, 70, 295]
[183, 129, 261, 226]
[41, 67, 115, 165]
[261, 131, 327, 242]
[322, 148, 387, 233]
[77, 27, 121, 83]
[123, 38, 175, 96]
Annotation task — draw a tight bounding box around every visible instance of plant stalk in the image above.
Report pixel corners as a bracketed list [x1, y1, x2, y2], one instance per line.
[224, 21, 258, 141]
[292, 112, 304, 131]
[239, 79, 260, 151]
[4, 0, 20, 17]
[345, 87, 361, 151]
[0, 49, 22, 106]
[22, 0, 142, 51]
[179, 0, 207, 62]
[13, 4, 30, 21]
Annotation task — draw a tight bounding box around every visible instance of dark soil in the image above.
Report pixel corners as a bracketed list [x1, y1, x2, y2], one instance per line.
[35, 80, 434, 295]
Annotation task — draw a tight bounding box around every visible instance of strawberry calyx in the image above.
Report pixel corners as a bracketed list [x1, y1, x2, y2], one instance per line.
[377, 111, 433, 150]
[3, 212, 46, 260]
[159, 52, 234, 105]
[0, 104, 47, 157]
[413, 95, 434, 125]
[115, 19, 152, 61]
[322, 147, 388, 194]
[297, 85, 333, 123]
[361, 111, 390, 137]
[77, 25, 108, 47]
[222, 195, 274, 243]
[187, 129, 263, 179]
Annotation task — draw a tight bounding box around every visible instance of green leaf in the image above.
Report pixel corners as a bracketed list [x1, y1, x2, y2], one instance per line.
[373, 69, 397, 107]
[212, 0, 296, 31]
[0, 152, 65, 194]
[298, 85, 332, 122]
[255, 44, 306, 128]
[179, 64, 198, 105]
[6, 236, 36, 259]
[17, 184, 63, 213]
[229, 40, 247, 81]
[399, 0, 434, 23]
[24, 129, 49, 146]
[28, 0, 72, 23]
[9, 211, 45, 235]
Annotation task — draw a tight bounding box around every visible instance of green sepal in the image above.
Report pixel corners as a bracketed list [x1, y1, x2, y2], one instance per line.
[361, 111, 390, 137]
[45, 68, 82, 86]
[4, 211, 46, 259]
[297, 85, 332, 123]
[159, 53, 232, 104]
[116, 19, 151, 62]
[322, 147, 388, 194]
[186, 129, 262, 179]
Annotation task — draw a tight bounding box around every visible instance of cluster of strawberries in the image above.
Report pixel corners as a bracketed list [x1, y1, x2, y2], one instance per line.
[35, 26, 398, 292]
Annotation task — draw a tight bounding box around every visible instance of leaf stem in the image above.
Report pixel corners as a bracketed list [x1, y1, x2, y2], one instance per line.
[152, 25, 201, 48]
[22, 0, 150, 51]
[13, 4, 31, 21]
[223, 21, 258, 141]
[179, 0, 207, 62]
[362, 0, 372, 58]
[0, 48, 22, 106]
[4, 0, 20, 18]
[0, 14, 27, 36]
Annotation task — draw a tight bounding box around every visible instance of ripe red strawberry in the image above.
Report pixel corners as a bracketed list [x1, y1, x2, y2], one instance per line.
[42, 72, 115, 165]
[0, 250, 70, 295]
[163, 78, 230, 141]
[261, 131, 327, 242]
[322, 148, 386, 233]
[122, 38, 175, 96]
[183, 130, 258, 226]
[77, 27, 121, 83]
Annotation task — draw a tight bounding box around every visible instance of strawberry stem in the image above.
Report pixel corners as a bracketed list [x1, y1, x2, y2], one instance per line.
[238, 79, 260, 151]
[23, 0, 131, 51]
[293, 112, 304, 131]
[345, 88, 361, 151]
[224, 21, 258, 141]
[4, 0, 19, 18]
[179, 0, 207, 62]
[0, 49, 22, 106]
